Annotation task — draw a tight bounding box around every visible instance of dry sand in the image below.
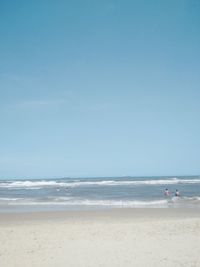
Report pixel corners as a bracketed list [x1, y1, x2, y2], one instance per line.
[0, 209, 200, 267]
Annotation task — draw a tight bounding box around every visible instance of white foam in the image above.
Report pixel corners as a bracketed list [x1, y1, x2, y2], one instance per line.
[0, 180, 68, 188]
[1, 178, 200, 189]
[0, 197, 25, 201]
[1, 195, 200, 208]
[0, 197, 169, 207]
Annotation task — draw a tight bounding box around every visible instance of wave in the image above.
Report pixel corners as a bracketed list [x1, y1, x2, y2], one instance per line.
[1, 178, 200, 189]
[0, 197, 168, 207]
[0, 197, 25, 201]
[0, 196, 200, 207]
[170, 196, 200, 204]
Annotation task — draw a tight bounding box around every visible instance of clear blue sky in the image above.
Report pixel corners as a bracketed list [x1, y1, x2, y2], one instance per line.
[0, 0, 200, 179]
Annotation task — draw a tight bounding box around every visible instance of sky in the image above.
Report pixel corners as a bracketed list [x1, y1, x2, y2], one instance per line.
[0, 0, 200, 179]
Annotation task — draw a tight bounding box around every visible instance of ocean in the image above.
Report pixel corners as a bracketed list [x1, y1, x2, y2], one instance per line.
[0, 176, 200, 212]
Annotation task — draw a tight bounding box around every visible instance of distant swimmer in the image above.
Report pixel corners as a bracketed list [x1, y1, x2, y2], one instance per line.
[164, 188, 171, 196]
[56, 187, 60, 192]
[175, 189, 180, 197]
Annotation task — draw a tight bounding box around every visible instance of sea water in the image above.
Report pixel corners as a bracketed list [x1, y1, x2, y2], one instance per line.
[0, 176, 200, 212]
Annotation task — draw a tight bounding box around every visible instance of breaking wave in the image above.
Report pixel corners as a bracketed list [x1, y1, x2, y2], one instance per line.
[1, 178, 200, 189]
[0, 196, 200, 208]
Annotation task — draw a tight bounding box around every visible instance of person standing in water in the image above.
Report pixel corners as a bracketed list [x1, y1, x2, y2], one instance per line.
[164, 188, 170, 196]
[175, 189, 180, 197]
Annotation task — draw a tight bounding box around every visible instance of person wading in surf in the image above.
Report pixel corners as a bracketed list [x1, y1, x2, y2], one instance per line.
[175, 189, 180, 197]
[164, 188, 171, 196]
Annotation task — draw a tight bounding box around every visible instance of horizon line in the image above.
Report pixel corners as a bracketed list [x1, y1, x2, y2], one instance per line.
[0, 174, 200, 180]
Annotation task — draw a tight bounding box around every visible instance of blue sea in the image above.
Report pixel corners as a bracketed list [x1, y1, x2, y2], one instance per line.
[0, 176, 200, 212]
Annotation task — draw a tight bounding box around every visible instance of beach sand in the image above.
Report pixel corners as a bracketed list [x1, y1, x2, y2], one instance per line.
[0, 209, 200, 267]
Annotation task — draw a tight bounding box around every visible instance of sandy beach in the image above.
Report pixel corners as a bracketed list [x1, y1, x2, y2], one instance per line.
[0, 209, 200, 267]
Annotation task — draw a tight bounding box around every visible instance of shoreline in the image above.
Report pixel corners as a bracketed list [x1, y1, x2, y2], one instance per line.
[0, 208, 199, 224]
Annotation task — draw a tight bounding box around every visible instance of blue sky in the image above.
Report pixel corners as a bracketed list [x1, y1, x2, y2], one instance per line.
[0, 0, 200, 178]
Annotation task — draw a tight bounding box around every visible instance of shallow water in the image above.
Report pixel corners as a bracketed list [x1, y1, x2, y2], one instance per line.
[0, 176, 200, 212]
